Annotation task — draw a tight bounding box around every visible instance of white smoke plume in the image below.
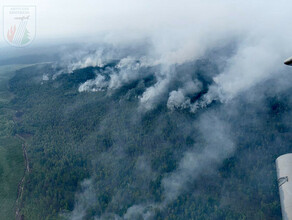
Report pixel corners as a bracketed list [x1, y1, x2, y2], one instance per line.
[62, 0, 292, 113]
[78, 74, 108, 92]
[139, 71, 172, 111]
[167, 80, 202, 111]
[45, 0, 292, 219]
[78, 56, 154, 92]
[191, 37, 288, 111]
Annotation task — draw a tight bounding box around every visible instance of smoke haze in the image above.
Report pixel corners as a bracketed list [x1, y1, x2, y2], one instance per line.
[2, 0, 292, 219]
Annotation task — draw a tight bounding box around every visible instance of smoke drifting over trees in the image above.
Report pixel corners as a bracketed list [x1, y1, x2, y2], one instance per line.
[31, 1, 291, 219]
[2, 0, 292, 219]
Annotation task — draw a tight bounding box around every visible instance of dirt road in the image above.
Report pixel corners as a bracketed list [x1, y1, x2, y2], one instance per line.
[15, 135, 30, 220]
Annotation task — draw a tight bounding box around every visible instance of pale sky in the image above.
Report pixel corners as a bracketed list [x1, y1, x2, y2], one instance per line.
[0, 0, 290, 45]
[1, 0, 292, 65]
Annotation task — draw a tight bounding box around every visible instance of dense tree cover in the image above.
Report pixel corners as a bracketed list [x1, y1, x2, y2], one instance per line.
[8, 62, 289, 219]
[0, 65, 25, 219]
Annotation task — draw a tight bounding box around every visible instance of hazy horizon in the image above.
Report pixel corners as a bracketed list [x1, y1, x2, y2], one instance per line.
[1, 1, 292, 219]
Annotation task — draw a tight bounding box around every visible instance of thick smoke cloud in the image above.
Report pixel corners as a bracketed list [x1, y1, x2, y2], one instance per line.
[46, 0, 292, 113]
[19, 0, 292, 219]
[167, 80, 202, 111]
[78, 56, 153, 92]
[193, 38, 288, 111]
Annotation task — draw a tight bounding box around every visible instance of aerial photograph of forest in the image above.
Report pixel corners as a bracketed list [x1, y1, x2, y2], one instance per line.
[1, 1, 292, 220]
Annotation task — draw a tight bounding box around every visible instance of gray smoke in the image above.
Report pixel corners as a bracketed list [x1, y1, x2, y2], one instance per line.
[65, 179, 97, 220]
[78, 56, 153, 92]
[120, 112, 235, 218]
[46, 1, 292, 219]
[167, 80, 202, 111]
[48, 0, 292, 113]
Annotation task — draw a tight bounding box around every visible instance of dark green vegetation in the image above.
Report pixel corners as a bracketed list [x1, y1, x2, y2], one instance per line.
[7, 61, 291, 220]
[0, 137, 23, 220]
[0, 65, 25, 220]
